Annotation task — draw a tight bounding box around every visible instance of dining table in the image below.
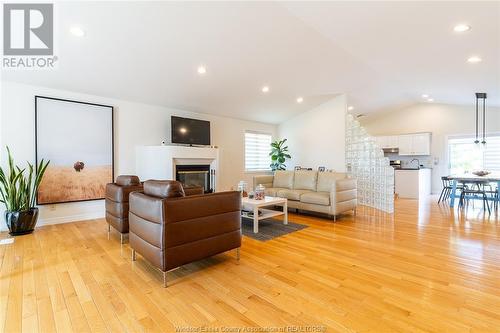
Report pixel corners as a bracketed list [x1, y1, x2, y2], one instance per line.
[448, 174, 500, 207]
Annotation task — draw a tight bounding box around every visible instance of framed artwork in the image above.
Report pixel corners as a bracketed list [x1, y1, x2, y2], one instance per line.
[35, 96, 114, 204]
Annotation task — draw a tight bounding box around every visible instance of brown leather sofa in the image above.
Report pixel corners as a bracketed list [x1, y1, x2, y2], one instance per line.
[129, 180, 241, 287]
[105, 175, 144, 243]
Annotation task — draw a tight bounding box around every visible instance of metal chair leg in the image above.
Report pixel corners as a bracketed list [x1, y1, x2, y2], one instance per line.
[353, 207, 357, 216]
[131, 249, 136, 261]
[438, 188, 445, 203]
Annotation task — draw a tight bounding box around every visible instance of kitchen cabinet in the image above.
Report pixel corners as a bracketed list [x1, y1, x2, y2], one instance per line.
[395, 169, 431, 199]
[397, 133, 431, 156]
[376, 135, 399, 148]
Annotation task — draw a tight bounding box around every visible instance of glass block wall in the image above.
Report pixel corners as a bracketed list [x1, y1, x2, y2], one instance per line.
[346, 114, 394, 213]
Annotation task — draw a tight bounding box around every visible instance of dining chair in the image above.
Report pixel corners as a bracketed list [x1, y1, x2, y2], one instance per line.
[459, 180, 491, 214]
[438, 176, 462, 203]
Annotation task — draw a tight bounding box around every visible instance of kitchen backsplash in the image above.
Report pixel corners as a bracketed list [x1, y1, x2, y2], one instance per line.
[385, 153, 433, 168]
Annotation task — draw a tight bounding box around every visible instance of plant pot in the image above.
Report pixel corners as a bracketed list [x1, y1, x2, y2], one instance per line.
[4, 208, 39, 236]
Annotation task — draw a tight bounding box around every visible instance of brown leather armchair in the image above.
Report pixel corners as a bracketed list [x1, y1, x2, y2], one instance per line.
[105, 175, 144, 243]
[129, 180, 241, 287]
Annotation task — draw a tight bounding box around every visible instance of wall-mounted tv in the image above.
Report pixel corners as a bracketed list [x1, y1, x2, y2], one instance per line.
[171, 116, 211, 146]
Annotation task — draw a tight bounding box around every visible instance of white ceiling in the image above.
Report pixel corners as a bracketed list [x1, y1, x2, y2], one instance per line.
[2, 1, 499, 124]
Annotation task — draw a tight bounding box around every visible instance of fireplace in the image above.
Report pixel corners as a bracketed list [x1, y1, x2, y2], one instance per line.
[175, 164, 212, 193]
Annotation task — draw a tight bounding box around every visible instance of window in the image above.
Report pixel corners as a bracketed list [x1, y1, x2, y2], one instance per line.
[245, 131, 272, 171]
[448, 135, 500, 174]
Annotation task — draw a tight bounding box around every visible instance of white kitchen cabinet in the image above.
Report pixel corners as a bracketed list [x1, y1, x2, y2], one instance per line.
[376, 135, 399, 148]
[397, 133, 431, 156]
[395, 169, 431, 199]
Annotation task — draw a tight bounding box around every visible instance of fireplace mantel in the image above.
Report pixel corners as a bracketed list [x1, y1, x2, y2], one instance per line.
[135, 145, 219, 191]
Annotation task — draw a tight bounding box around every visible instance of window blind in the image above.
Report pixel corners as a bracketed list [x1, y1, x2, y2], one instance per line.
[245, 132, 272, 171]
[448, 135, 500, 174]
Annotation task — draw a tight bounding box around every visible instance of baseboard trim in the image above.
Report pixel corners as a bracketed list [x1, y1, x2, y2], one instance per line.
[0, 211, 105, 232]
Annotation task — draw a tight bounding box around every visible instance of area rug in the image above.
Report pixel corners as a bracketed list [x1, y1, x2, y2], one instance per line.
[241, 217, 308, 241]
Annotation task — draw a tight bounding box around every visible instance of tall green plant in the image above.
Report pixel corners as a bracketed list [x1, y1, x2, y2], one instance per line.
[269, 139, 291, 171]
[0, 147, 50, 211]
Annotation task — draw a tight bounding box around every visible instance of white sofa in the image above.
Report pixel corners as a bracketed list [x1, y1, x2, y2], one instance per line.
[253, 170, 357, 220]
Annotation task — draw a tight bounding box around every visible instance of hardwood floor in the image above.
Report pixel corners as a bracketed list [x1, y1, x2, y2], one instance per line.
[1, 197, 499, 332]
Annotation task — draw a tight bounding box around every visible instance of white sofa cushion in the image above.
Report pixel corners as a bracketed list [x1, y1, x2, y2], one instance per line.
[273, 171, 294, 189]
[300, 192, 330, 206]
[277, 189, 312, 201]
[264, 187, 286, 197]
[293, 170, 317, 190]
[317, 172, 346, 192]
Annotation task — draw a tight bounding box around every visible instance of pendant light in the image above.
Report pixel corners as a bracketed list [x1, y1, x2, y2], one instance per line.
[474, 92, 487, 146]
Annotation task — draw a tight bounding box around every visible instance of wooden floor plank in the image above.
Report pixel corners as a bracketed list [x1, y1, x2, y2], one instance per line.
[0, 197, 499, 332]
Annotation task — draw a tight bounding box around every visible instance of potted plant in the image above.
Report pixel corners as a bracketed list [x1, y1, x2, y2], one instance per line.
[269, 139, 291, 171]
[0, 147, 50, 235]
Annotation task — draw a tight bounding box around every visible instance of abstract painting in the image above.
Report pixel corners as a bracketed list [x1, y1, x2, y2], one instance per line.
[35, 96, 114, 204]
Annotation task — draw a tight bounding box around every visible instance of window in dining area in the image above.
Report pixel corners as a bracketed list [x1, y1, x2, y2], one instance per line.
[448, 136, 500, 174]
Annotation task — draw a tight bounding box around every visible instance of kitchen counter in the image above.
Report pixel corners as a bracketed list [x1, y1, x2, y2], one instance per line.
[395, 168, 431, 199]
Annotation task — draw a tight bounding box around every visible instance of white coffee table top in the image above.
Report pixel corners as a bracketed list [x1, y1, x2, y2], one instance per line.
[241, 196, 287, 207]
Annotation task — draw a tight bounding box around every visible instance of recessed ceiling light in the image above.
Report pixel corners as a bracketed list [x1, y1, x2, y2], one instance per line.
[296, 97, 304, 103]
[427, 98, 434, 102]
[421, 94, 429, 98]
[261, 86, 270, 93]
[70, 26, 85, 37]
[347, 106, 355, 111]
[467, 56, 482, 63]
[197, 66, 207, 75]
[454, 24, 471, 32]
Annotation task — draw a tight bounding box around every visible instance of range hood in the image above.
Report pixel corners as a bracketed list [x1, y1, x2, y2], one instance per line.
[382, 147, 399, 153]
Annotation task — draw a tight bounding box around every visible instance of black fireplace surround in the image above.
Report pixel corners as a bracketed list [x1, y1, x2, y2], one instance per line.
[175, 164, 212, 193]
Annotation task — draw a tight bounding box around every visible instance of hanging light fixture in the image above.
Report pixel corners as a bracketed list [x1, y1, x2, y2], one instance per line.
[474, 92, 487, 146]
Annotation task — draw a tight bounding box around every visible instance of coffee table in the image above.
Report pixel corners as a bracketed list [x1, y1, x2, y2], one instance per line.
[241, 196, 288, 233]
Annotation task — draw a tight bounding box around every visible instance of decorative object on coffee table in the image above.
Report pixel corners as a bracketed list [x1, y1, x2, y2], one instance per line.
[0, 147, 50, 235]
[254, 184, 266, 200]
[318, 166, 325, 172]
[294, 166, 301, 171]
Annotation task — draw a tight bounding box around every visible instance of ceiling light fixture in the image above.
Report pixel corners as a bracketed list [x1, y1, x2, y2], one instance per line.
[453, 24, 471, 32]
[348, 106, 354, 111]
[421, 94, 429, 98]
[261, 86, 270, 93]
[296, 97, 304, 103]
[427, 98, 434, 102]
[197, 66, 207, 75]
[467, 56, 482, 63]
[70, 26, 85, 37]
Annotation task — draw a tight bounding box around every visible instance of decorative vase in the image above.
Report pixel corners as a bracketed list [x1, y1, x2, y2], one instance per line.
[4, 208, 39, 236]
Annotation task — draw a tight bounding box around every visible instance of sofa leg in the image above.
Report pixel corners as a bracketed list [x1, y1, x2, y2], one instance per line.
[236, 247, 240, 262]
[333, 215, 337, 222]
[107, 224, 110, 240]
[163, 271, 168, 288]
[120, 234, 125, 244]
[131, 249, 136, 261]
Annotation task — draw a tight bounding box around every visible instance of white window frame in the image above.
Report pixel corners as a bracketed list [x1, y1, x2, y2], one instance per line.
[244, 131, 272, 172]
[447, 133, 500, 174]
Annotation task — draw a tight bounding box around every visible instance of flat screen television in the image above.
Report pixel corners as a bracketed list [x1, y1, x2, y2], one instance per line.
[171, 116, 211, 145]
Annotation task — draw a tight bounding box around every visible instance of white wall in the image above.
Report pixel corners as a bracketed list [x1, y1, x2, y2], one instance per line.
[360, 103, 500, 193]
[0, 81, 277, 231]
[278, 95, 346, 171]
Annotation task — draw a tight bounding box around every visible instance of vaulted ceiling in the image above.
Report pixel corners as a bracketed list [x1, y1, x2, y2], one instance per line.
[3, 1, 499, 124]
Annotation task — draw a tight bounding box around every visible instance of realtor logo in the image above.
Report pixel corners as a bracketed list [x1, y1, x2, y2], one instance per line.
[2, 3, 57, 69]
